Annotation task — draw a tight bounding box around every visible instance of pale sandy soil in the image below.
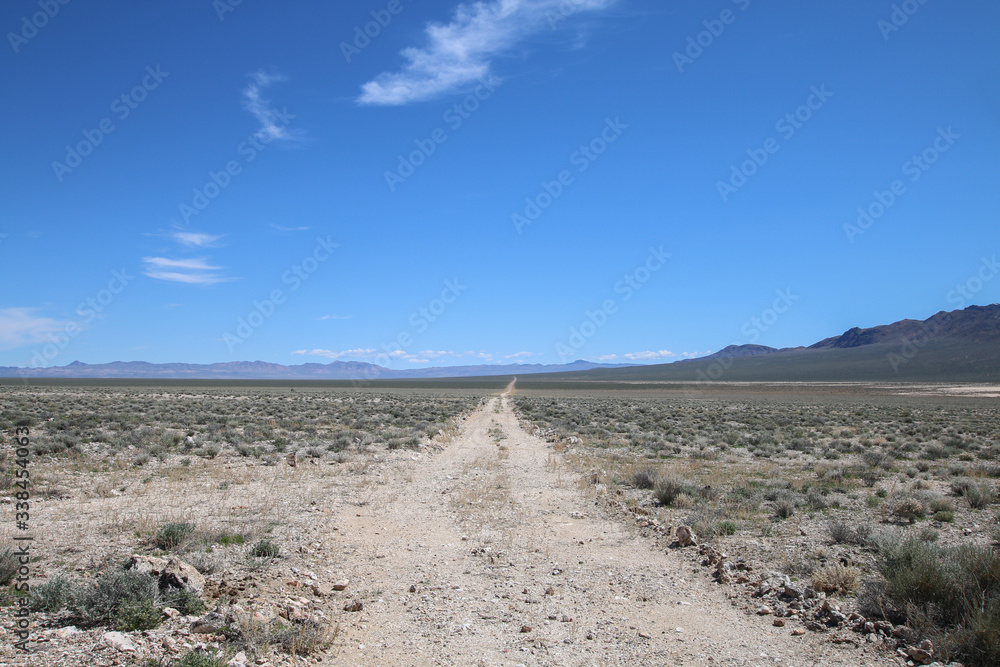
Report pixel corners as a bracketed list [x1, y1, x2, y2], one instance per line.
[324, 393, 891, 666]
[1, 384, 902, 666]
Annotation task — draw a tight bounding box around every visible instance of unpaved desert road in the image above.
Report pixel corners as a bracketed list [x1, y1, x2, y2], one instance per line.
[328, 393, 881, 666]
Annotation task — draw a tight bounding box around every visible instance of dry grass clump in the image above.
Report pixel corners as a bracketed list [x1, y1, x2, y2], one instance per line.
[653, 474, 697, 507]
[811, 564, 862, 595]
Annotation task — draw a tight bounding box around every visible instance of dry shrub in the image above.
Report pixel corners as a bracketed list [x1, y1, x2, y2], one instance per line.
[811, 564, 861, 595]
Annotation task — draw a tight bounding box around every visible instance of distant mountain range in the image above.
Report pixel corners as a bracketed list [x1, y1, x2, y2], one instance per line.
[0, 358, 636, 380]
[4, 304, 998, 382]
[538, 304, 1000, 383]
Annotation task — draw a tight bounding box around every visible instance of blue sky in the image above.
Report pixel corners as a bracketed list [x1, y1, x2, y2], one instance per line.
[2, 0, 998, 369]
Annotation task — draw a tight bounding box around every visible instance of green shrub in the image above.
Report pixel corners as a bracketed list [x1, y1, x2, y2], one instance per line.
[775, 498, 795, 519]
[872, 537, 1000, 667]
[827, 521, 871, 546]
[71, 569, 161, 629]
[716, 520, 738, 536]
[251, 540, 279, 559]
[173, 653, 227, 667]
[0, 548, 19, 586]
[28, 576, 78, 612]
[892, 497, 925, 523]
[965, 483, 993, 510]
[113, 597, 162, 631]
[156, 522, 195, 551]
[632, 467, 657, 490]
[929, 497, 955, 513]
[653, 475, 697, 507]
[162, 588, 206, 616]
[933, 510, 955, 523]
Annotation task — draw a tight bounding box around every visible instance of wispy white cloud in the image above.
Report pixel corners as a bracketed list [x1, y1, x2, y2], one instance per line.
[243, 70, 293, 140]
[172, 231, 224, 248]
[293, 348, 500, 365]
[504, 351, 541, 360]
[317, 315, 352, 321]
[597, 350, 676, 362]
[358, 0, 613, 106]
[142, 257, 231, 285]
[0, 308, 72, 350]
[292, 348, 377, 360]
[270, 223, 311, 233]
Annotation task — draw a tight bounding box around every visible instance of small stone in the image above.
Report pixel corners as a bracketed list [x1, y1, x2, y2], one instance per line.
[638, 631, 651, 639]
[773, 618, 785, 627]
[792, 628, 806, 636]
[287, 451, 297, 467]
[344, 599, 363, 612]
[783, 581, 805, 599]
[409, 584, 417, 593]
[162, 606, 181, 619]
[674, 525, 697, 547]
[908, 639, 934, 665]
[333, 579, 349, 591]
[520, 625, 532, 633]
[55, 626, 80, 638]
[191, 612, 227, 634]
[103, 631, 137, 652]
[756, 606, 773, 616]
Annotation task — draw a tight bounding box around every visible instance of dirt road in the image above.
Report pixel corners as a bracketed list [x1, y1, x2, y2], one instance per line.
[328, 394, 882, 666]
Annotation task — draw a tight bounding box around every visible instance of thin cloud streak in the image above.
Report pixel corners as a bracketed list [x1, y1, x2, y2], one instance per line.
[243, 70, 292, 140]
[0, 308, 72, 350]
[142, 257, 231, 285]
[358, 0, 613, 106]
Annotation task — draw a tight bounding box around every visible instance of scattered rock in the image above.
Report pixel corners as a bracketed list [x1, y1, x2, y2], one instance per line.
[126, 554, 205, 595]
[162, 557, 206, 595]
[520, 625, 532, 633]
[773, 618, 785, 627]
[756, 606, 773, 616]
[102, 631, 137, 652]
[783, 580, 806, 599]
[674, 525, 697, 548]
[287, 451, 297, 467]
[908, 639, 934, 665]
[191, 611, 227, 634]
[333, 579, 350, 591]
[792, 628, 806, 636]
[344, 599, 364, 612]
